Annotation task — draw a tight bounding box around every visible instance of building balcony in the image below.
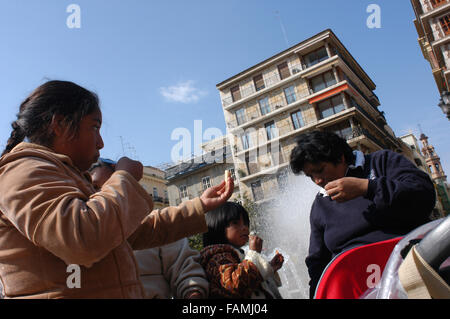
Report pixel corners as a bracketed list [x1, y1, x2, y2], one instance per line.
[420, 0, 450, 18]
[152, 195, 169, 204]
[228, 77, 381, 139]
[221, 56, 340, 110]
[227, 88, 310, 132]
[346, 126, 388, 150]
[221, 62, 303, 108]
[233, 105, 397, 183]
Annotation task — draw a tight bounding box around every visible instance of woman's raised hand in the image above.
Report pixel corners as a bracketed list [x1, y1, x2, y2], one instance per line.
[115, 157, 143, 181]
[199, 176, 234, 212]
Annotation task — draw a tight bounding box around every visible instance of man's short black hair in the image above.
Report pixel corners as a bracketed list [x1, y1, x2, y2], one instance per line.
[202, 201, 250, 247]
[289, 130, 354, 175]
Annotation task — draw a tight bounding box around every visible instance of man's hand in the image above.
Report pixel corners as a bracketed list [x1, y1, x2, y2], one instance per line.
[324, 177, 369, 203]
[200, 176, 234, 212]
[115, 157, 143, 181]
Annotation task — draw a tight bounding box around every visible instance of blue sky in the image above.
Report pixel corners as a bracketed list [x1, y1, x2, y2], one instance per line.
[1, 0, 449, 174]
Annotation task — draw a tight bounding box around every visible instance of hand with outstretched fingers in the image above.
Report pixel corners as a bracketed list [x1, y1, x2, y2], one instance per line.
[200, 176, 234, 212]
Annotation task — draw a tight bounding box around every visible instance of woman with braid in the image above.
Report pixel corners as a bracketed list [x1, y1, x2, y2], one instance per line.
[0, 80, 233, 298]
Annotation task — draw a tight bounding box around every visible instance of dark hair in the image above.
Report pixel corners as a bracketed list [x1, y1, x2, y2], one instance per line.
[289, 130, 354, 175]
[88, 158, 116, 173]
[202, 201, 250, 247]
[2, 80, 99, 156]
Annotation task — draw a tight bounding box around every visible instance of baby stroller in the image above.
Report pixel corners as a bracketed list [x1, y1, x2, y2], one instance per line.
[314, 216, 450, 299]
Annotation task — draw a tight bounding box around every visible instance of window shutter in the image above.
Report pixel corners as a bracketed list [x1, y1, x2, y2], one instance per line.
[277, 62, 291, 80]
[253, 74, 265, 91]
[230, 85, 241, 102]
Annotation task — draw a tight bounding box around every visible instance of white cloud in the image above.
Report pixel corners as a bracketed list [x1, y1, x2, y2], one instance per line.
[159, 80, 207, 104]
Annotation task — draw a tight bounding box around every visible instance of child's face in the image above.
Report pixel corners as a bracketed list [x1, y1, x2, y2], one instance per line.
[225, 215, 249, 248]
[56, 108, 104, 172]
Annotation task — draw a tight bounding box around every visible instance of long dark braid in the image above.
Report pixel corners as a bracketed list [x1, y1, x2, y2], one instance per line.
[2, 121, 26, 156]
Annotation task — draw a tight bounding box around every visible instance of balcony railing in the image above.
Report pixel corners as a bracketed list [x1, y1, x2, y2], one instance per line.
[430, 0, 448, 9]
[347, 126, 388, 150]
[221, 62, 304, 107]
[227, 88, 310, 130]
[152, 196, 169, 204]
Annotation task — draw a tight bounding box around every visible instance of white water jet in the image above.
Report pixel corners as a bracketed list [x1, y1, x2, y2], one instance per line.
[256, 173, 320, 299]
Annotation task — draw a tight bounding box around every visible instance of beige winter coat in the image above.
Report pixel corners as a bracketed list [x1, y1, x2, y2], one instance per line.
[0, 142, 207, 298]
[134, 238, 209, 298]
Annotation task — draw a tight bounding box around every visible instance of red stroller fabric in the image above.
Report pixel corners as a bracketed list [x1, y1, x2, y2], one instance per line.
[314, 237, 402, 299]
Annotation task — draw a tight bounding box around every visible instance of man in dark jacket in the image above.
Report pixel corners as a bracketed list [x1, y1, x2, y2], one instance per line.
[289, 130, 436, 298]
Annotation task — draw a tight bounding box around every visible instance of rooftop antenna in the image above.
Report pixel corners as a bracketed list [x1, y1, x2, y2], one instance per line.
[275, 10, 289, 47]
[418, 123, 424, 136]
[119, 136, 125, 156]
[118, 136, 139, 160]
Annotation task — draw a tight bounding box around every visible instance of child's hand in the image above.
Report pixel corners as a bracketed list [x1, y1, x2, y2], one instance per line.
[270, 253, 284, 272]
[200, 177, 234, 212]
[249, 234, 263, 253]
[115, 157, 143, 181]
[324, 177, 368, 203]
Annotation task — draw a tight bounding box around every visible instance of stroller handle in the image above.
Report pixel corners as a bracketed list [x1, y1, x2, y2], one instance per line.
[416, 216, 450, 271]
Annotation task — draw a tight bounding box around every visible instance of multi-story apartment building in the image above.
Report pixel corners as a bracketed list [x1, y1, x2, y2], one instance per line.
[216, 29, 401, 204]
[411, 0, 450, 119]
[140, 166, 169, 210]
[165, 136, 240, 207]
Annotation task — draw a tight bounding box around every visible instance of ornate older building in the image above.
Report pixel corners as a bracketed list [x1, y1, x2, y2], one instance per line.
[140, 166, 169, 210]
[165, 136, 240, 207]
[419, 133, 450, 215]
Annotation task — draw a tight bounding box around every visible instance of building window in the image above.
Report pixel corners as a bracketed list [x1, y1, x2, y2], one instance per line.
[284, 85, 297, 104]
[310, 70, 337, 93]
[253, 74, 265, 91]
[317, 95, 345, 119]
[251, 180, 264, 201]
[291, 110, 305, 129]
[435, 163, 441, 172]
[304, 47, 328, 68]
[277, 62, 291, 80]
[439, 14, 450, 35]
[202, 176, 211, 190]
[326, 121, 353, 140]
[241, 131, 252, 150]
[259, 97, 271, 115]
[235, 108, 246, 125]
[431, 0, 446, 9]
[179, 185, 188, 198]
[164, 190, 168, 200]
[230, 85, 241, 102]
[153, 187, 158, 198]
[265, 121, 277, 141]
